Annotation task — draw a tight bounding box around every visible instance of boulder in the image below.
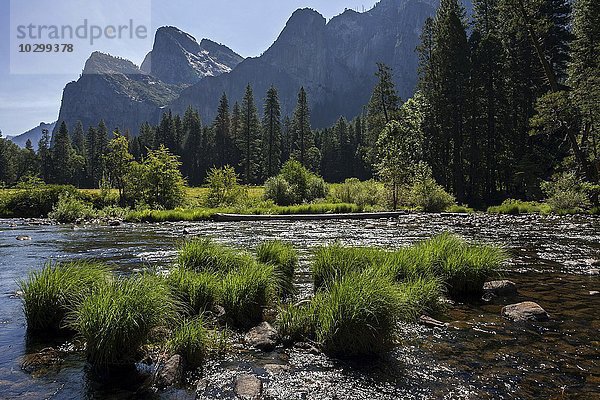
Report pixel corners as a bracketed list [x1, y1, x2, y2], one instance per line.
[155, 354, 184, 388]
[483, 280, 517, 297]
[16, 235, 31, 241]
[264, 363, 291, 374]
[501, 301, 549, 322]
[21, 347, 62, 374]
[244, 322, 278, 351]
[109, 220, 121, 226]
[234, 374, 262, 399]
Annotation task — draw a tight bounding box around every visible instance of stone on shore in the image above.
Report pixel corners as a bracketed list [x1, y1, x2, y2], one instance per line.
[501, 301, 549, 322]
[483, 280, 517, 297]
[234, 374, 262, 399]
[244, 322, 278, 351]
[155, 354, 183, 388]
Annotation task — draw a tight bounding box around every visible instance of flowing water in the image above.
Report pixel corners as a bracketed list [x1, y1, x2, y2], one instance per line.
[0, 214, 599, 399]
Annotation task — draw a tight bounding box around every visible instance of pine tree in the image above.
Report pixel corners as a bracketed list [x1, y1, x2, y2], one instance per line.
[38, 128, 52, 183]
[230, 101, 242, 171]
[51, 121, 75, 184]
[182, 106, 204, 185]
[237, 85, 263, 183]
[72, 121, 86, 156]
[281, 116, 292, 165]
[291, 87, 314, 167]
[262, 86, 282, 177]
[213, 93, 235, 168]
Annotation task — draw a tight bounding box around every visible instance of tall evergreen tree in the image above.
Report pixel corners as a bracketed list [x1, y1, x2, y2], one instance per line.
[38, 128, 52, 183]
[230, 101, 242, 171]
[262, 86, 282, 177]
[291, 87, 314, 167]
[51, 122, 75, 184]
[213, 93, 235, 168]
[182, 106, 204, 185]
[237, 85, 263, 184]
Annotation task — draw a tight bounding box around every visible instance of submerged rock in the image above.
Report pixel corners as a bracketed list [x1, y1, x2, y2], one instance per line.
[589, 291, 599, 296]
[264, 363, 291, 374]
[483, 280, 517, 297]
[155, 354, 183, 388]
[16, 235, 31, 241]
[501, 301, 549, 322]
[234, 374, 262, 399]
[108, 220, 121, 226]
[419, 315, 448, 328]
[244, 322, 278, 351]
[21, 347, 63, 374]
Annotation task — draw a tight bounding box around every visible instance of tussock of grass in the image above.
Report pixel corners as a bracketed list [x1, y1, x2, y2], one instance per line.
[178, 238, 254, 273]
[221, 262, 275, 329]
[19, 261, 111, 332]
[446, 204, 474, 213]
[276, 302, 316, 342]
[256, 240, 298, 298]
[166, 268, 220, 315]
[397, 277, 446, 320]
[66, 273, 177, 369]
[487, 199, 551, 214]
[312, 271, 402, 357]
[167, 317, 209, 368]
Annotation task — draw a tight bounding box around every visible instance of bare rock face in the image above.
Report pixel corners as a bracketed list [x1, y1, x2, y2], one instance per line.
[234, 374, 262, 399]
[501, 301, 549, 322]
[483, 280, 517, 297]
[155, 354, 184, 388]
[244, 322, 279, 351]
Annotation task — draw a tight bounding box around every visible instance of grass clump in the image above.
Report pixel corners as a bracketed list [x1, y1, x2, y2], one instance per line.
[167, 317, 209, 368]
[276, 302, 316, 342]
[446, 204, 474, 213]
[312, 271, 402, 357]
[256, 240, 298, 298]
[487, 199, 551, 214]
[221, 262, 275, 329]
[48, 192, 96, 222]
[177, 238, 254, 273]
[396, 277, 445, 320]
[66, 273, 176, 369]
[166, 268, 221, 315]
[19, 261, 111, 333]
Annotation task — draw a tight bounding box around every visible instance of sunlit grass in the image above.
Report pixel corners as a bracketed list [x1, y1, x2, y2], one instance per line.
[177, 238, 254, 273]
[256, 240, 298, 298]
[166, 268, 221, 315]
[166, 317, 210, 368]
[487, 199, 551, 214]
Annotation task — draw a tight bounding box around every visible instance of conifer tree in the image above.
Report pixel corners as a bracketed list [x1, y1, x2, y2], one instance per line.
[237, 85, 263, 183]
[291, 87, 314, 167]
[51, 121, 75, 184]
[214, 93, 234, 168]
[262, 86, 282, 178]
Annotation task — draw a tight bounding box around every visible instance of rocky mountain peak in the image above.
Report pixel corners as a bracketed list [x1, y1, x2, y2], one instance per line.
[83, 51, 143, 75]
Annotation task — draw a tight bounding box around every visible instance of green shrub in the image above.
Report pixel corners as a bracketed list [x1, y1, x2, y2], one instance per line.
[313, 271, 402, 357]
[541, 172, 591, 213]
[1, 184, 78, 217]
[205, 166, 247, 207]
[264, 160, 328, 205]
[487, 199, 550, 214]
[446, 204, 474, 213]
[166, 268, 221, 315]
[276, 302, 316, 342]
[221, 262, 275, 329]
[408, 167, 455, 212]
[167, 318, 209, 368]
[67, 273, 176, 369]
[256, 240, 298, 298]
[19, 261, 111, 332]
[177, 238, 254, 273]
[48, 192, 96, 222]
[329, 178, 385, 208]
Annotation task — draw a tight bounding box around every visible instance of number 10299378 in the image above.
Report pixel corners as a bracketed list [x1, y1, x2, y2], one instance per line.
[18, 43, 74, 52]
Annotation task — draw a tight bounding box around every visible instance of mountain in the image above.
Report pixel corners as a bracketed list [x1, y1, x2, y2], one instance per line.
[7, 122, 56, 150]
[141, 27, 244, 84]
[172, 0, 438, 127]
[54, 28, 243, 135]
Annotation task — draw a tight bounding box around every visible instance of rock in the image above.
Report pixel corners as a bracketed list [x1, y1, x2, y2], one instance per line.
[587, 269, 600, 276]
[501, 301, 549, 322]
[182, 228, 190, 235]
[212, 304, 226, 324]
[589, 291, 599, 296]
[419, 315, 448, 328]
[16, 235, 31, 241]
[109, 220, 121, 226]
[155, 354, 184, 388]
[234, 374, 262, 399]
[244, 322, 278, 351]
[21, 348, 62, 373]
[483, 280, 517, 297]
[264, 363, 291, 374]
[195, 378, 208, 394]
[591, 260, 600, 267]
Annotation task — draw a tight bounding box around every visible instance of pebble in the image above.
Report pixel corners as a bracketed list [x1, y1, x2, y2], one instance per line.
[234, 374, 262, 399]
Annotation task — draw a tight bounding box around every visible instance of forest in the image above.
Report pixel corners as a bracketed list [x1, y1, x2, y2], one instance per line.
[0, 0, 598, 211]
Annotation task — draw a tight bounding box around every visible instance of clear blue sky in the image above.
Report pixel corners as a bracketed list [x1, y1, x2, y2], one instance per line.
[0, 0, 379, 137]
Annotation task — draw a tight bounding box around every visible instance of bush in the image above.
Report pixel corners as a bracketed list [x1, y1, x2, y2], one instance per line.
[220, 262, 275, 329]
[1, 184, 78, 217]
[312, 271, 402, 357]
[19, 261, 111, 332]
[408, 166, 455, 212]
[541, 172, 591, 213]
[167, 318, 209, 368]
[264, 160, 328, 206]
[177, 238, 254, 273]
[48, 192, 96, 222]
[256, 240, 298, 298]
[67, 273, 176, 369]
[166, 268, 221, 315]
[205, 166, 247, 207]
[329, 178, 385, 208]
[446, 204, 474, 213]
[487, 199, 550, 214]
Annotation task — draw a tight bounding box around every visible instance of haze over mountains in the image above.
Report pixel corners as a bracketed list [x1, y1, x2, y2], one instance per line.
[47, 0, 451, 137]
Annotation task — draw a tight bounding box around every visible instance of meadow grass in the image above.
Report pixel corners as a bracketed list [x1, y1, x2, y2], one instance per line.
[19, 261, 111, 332]
[66, 273, 177, 369]
[487, 199, 551, 214]
[396, 277, 446, 321]
[177, 238, 254, 273]
[220, 262, 275, 329]
[276, 302, 316, 342]
[166, 317, 209, 368]
[446, 204, 475, 213]
[256, 240, 298, 298]
[166, 268, 221, 315]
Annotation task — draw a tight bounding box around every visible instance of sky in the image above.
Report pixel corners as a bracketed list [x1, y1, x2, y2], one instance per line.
[0, 0, 380, 137]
